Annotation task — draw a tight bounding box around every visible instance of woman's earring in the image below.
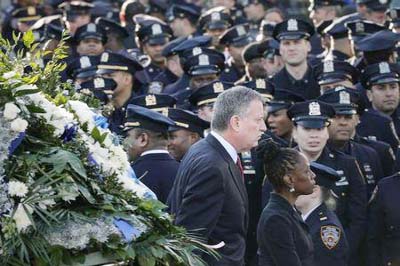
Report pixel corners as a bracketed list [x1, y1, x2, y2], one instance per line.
[289, 187, 295, 193]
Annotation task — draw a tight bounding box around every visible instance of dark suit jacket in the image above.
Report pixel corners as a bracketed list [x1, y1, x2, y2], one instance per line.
[167, 134, 249, 266]
[257, 193, 314, 266]
[132, 152, 179, 203]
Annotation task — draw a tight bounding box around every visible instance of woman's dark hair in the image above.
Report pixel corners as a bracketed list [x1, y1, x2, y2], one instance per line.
[256, 139, 301, 191]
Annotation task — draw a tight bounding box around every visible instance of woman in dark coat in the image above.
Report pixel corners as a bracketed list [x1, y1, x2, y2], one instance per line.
[256, 139, 316, 266]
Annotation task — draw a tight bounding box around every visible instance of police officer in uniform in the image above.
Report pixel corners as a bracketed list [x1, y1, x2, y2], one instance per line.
[357, 62, 400, 152]
[162, 36, 212, 95]
[165, 3, 201, 38]
[237, 41, 270, 83]
[271, 18, 320, 100]
[288, 100, 367, 266]
[219, 24, 255, 83]
[167, 108, 210, 161]
[123, 104, 178, 203]
[367, 172, 400, 266]
[74, 22, 107, 56]
[65, 55, 100, 84]
[77, 77, 117, 105]
[95, 17, 129, 53]
[296, 162, 349, 266]
[319, 87, 384, 198]
[95, 51, 144, 134]
[135, 19, 173, 81]
[188, 80, 232, 122]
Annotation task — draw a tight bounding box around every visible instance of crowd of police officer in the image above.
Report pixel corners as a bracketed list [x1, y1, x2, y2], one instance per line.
[2, 0, 400, 265]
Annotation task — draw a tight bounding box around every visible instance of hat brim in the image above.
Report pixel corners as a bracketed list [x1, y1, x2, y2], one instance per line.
[145, 36, 169, 46]
[318, 76, 348, 85]
[333, 107, 357, 115]
[96, 68, 116, 75]
[189, 66, 220, 76]
[370, 76, 400, 85]
[79, 34, 104, 42]
[231, 36, 253, 47]
[206, 21, 229, 31]
[295, 118, 329, 129]
[277, 32, 310, 40]
[267, 103, 290, 113]
[76, 69, 98, 79]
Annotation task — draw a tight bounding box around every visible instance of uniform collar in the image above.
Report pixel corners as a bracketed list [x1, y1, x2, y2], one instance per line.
[141, 149, 169, 156]
[301, 203, 322, 221]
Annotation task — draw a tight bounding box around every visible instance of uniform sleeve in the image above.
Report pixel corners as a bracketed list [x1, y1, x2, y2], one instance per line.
[366, 186, 384, 266]
[345, 159, 368, 254]
[174, 161, 225, 240]
[314, 224, 348, 266]
[381, 147, 396, 177]
[261, 215, 303, 266]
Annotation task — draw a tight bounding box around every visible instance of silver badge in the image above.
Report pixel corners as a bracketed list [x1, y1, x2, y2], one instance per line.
[199, 54, 210, 66]
[308, 102, 321, 116]
[379, 62, 390, 74]
[101, 52, 109, 62]
[213, 82, 224, 93]
[320, 226, 341, 250]
[256, 79, 266, 89]
[236, 25, 246, 36]
[192, 47, 202, 56]
[151, 24, 162, 35]
[211, 12, 221, 21]
[80, 56, 91, 68]
[391, 10, 398, 19]
[87, 23, 96, 32]
[355, 22, 364, 33]
[148, 82, 163, 94]
[287, 19, 298, 31]
[145, 95, 157, 106]
[323, 60, 334, 73]
[339, 91, 350, 104]
[94, 78, 105, 89]
[379, 0, 387, 4]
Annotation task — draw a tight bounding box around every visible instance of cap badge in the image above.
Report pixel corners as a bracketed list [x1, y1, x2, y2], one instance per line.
[236, 25, 246, 36]
[80, 56, 91, 68]
[151, 24, 162, 35]
[199, 54, 210, 66]
[145, 95, 157, 106]
[355, 22, 364, 33]
[309, 102, 321, 116]
[339, 91, 351, 104]
[256, 79, 266, 89]
[101, 52, 109, 62]
[192, 47, 202, 56]
[391, 10, 398, 19]
[87, 23, 96, 32]
[379, 0, 387, 4]
[94, 78, 105, 89]
[379, 62, 390, 74]
[287, 19, 298, 31]
[213, 82, 224, 93]
[323, 60, 334, 73]
[211, 12, 221, 21]
[27, 6, 36, 16]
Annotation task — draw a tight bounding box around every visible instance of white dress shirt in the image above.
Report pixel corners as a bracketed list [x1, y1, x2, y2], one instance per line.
[210, 131, 238, 163]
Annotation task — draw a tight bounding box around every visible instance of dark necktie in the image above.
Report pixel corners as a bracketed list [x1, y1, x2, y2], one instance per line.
[236, 157, 244, 181]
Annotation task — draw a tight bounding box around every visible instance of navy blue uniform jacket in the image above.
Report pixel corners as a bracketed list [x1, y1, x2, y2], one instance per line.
[132, 152, 179, 203]
[257, 193, 314, 266]
[167, 134, 249, 266]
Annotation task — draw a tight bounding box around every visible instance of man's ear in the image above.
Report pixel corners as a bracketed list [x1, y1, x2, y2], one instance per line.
[306, 40, 311, 53]
[292, 126, 298, 142]
[366, 89, 373, 102]
[229, 115, 241, 132]
[138, 132, 149, 147]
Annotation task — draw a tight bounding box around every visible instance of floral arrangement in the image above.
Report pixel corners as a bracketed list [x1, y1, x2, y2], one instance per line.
[0, 32, 214, 265]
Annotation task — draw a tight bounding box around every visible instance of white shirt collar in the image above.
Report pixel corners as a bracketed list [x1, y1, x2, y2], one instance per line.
[301, 203, 322, 221]
[141, 149, 169, 157]
[210, 131, 238, 162]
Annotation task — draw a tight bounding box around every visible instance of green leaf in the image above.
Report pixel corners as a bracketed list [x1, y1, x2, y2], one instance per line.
[22, 30, 35, 48]
[25, 104, 46, 113]
[126, 245, 136, 259]
[138, 255, 156, 266]
[40, 148, 87, 178]
[90, 127, 108, 144]
[77, 184, 95, 204]
[13, 88, 41, 97]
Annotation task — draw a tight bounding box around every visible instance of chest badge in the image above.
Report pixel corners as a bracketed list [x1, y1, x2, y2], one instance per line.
[320, 225, 341, 250]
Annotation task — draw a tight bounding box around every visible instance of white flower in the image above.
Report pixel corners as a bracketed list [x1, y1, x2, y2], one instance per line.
[2, 71, 16, 79]
[8, 180, 29, 198]
[14, 84, 37, 92]
[13, 204, 33, 232]
[3, 102, 21, 120]
[10, 118, 28, 132]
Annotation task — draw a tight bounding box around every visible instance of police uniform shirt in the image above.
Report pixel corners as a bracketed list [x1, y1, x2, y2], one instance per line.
[220, 60, 242, 83]
[367, 173, 400, 266]
[271, 65, 321, 100]
[163, 73, 190, 95]
[144, 62, 164, 81]
[304, 203, 349, 266]
[353, 134, 396, 177]
[327, 140, 384, 199]
[357, 108, 400, 153]
[315, 146, 367, 265]
[150, 68, 179, 94]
